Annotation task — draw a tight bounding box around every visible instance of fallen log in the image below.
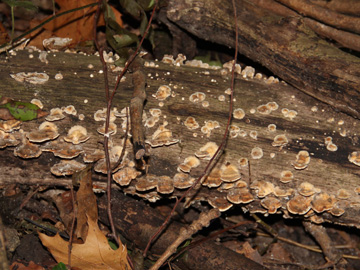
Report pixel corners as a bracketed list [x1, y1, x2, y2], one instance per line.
[0, 48, 359, 232]
[164, 0, 360, 118]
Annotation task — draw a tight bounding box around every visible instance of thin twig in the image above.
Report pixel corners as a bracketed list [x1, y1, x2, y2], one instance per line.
[170, 220, 254, 265]
[67, 185, 77, 269]
[111, 107, 130, 171]
[19, 186, 40, 210]
[149, 208, 221, 270]
[143, 0, 239, 257]
[256, 231, 360, 260]
[92, 0, 158, 267]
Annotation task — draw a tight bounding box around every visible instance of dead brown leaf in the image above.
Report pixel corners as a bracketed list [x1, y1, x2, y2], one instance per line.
[39, 217, 130, 270]
[28, 0, 123, 48]
[75, 165, 98, 240]
[10, 261, 45, 270]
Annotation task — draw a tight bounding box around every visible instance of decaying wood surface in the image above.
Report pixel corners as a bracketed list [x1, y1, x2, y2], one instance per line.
[0, 49, 359, 230]
[98, 192, 267, 270]
[164, 0, 360, 118]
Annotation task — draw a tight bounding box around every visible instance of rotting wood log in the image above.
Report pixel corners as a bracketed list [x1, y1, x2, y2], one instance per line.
[0, 49, 360, 231]
[164, 0, 360, 118]
[98, 191, 268, 270]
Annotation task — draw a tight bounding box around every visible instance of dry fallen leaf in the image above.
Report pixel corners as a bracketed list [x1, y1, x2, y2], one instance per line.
[39, 217, 130, 270]
[28, 0, 123, 48]
[74, 165, 98, 239]
[10, 261, 45, 270]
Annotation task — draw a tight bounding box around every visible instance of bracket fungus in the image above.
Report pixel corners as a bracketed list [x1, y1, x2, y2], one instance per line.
[292, 150, 310, 170]
[267, 124, 276, 132]
[233, 108, 245, 120]
[50, 160, 86, 176]
[41, 140, 83, 159]
[14, 138, 42, 159]
[298, 182, 320, 197]
[97, 122, 117, 135]
[195, 142, 218, 160]
[311, 193, 337, 213]
[208, 196, 233, 212]
[94, 108, 116, 122]
[219, 162, 241, 182]
[27, 121, 59, 143]
[144, 116, 159, 128]
[178, 156, 200, 173]
[173, 173, 195, 189]
[94, 145, 127, 174]
[0, 130, 19, 148]
[272, 134, 288, 147]
[145, 123, 179, 147]
[260, 196, 282, 214]
[113, 167, 141, 186]
[250, 180, 274, 198]
[336, 189, 351, 200]
[83, 149, 105, 163]
[286, 195, 312, 215]
[202, 168, 223, 188]
[45, 108, 65, 122]
[227, 188, 254, 204]
[0, 119, 21, 132]
[251, 147, 263, 160]
[348, 152, 360, 166]
[64, 125, 90, 144]
[153, 85, 171, 100]
[241, 66, 255, 79]
[279, 170, 294, 183]
[30, 99, 44, 109]
[156, 176, 174, 194]
[184, 116, 199, 130]
[135, 175, 158, 192]
[189, 92, 206, 103]
[274, 186, 294, 197]
[10, 72, 49, 84]
[63, 105, 77, 115]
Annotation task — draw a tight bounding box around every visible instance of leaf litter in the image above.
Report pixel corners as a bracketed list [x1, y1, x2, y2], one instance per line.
[38, 166, 130, 270]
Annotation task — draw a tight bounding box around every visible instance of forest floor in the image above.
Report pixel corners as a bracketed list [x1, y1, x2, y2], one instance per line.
[1, 1, 360, 270]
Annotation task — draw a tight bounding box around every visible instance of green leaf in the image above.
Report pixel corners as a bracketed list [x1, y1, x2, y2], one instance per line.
[108, 240, 118, 250]
[0, 100, 40, 121]
[119, 0, 142, 19]
[2, 0, 37, 10]
[137, 0, 155, 11]
[51, 262, 67, 270]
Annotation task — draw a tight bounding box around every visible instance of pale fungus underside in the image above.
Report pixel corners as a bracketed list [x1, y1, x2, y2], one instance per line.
[1, 50, 360, 228]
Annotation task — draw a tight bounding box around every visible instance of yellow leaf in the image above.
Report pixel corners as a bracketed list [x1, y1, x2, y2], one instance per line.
[39, 218, 130, 270]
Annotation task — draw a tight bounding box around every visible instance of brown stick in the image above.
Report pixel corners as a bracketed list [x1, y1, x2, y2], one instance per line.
[304, 18, 360, 52]
[253, 0, 360, 51]
[303, 221, 342, 263]
[143, 0, 240, 256]
[276, 0, 360, 34]
[310, 0, 360, 16]
[129, 58, 147, 160]
[150, 208, 221, 270]
[98, 191, 269, 270]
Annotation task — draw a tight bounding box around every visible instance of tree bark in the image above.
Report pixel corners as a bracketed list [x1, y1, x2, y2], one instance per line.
[165, 0, 360, 118]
